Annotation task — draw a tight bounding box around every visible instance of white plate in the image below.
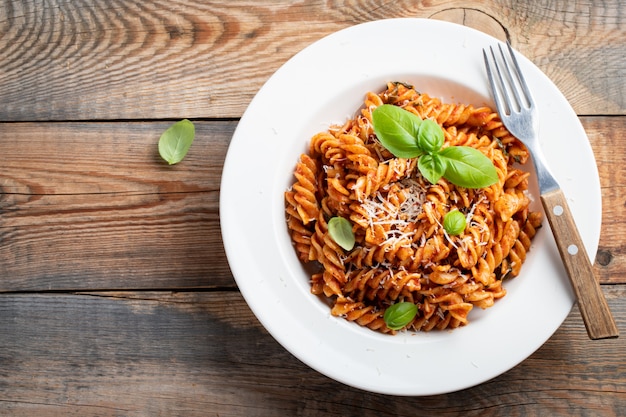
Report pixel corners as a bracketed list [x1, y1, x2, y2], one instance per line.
[220, 18, 601, 395]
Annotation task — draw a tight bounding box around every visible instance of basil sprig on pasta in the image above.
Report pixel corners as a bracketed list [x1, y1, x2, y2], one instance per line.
[328, 216, 355, 251]
[443, 209, 467, 236]
[383, 302, 418, 330]
[372, 105, 498, 188]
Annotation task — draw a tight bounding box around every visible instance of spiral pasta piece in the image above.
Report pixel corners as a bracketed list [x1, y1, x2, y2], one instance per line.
[285, 82, 542, 334]
[288, 154, 319, 225]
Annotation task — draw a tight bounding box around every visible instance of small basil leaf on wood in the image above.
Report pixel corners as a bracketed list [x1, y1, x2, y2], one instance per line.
[327, 216, 355, 251]
[416, 119, 444, 153]
[372, 104, 423, 158]
[158, 119, 195, 165]
[439, 146, 499, 188]
[383, 302, 418, 330]
[417, 153, 446, 185]
[443, 209, 466, 236]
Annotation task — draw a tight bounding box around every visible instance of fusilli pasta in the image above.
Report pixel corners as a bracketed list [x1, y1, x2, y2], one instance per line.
[285, 82, 542, 334]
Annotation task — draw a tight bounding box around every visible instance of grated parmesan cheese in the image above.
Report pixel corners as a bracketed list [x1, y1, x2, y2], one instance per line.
[359, 179, 427, 250]
[465, 195, 486, 224]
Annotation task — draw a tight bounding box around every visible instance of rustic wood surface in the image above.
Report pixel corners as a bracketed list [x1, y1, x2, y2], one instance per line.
[1, 0, 624, 415]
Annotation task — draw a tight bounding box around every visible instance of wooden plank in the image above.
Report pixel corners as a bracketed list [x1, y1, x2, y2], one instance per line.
[0, 288, 624, 415]
[0, 1, 623, 121]
[0, 121, 235, 291]
[0, 121, 230, 195]
[586, 117, 626, 285]
[0, 116, 624, 291]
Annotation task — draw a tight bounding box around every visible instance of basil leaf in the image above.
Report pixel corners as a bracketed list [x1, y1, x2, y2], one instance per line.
[158, 119, 195, 165]
[372, 104, 423, 158]
[443, 209, 466, 235]
[416, 119, 444, 153]
[439, 146, 499, 188]
[327, 217, 355, 251]
[418, 153, 446, 185]
[383, 302, 417, 330]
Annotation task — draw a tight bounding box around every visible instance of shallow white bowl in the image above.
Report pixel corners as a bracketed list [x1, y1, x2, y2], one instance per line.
[220, 18, 601, 395]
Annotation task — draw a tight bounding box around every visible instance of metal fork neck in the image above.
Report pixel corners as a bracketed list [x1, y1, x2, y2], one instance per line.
[527, 143, 559, 194]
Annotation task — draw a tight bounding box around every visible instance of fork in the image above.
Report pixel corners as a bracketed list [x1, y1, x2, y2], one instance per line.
[483, 42, 618, 340]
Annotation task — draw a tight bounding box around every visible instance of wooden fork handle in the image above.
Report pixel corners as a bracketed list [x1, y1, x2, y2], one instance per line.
[541, 188, 619, 340]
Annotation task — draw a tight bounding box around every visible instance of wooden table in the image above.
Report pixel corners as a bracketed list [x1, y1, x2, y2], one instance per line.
[1, 1, 624, 415]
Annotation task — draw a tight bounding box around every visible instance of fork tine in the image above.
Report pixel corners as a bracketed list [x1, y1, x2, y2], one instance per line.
[504, 41, 535, 109]
[496, 43, 525, 112]
[483, 42, 534, 115]
[483, 46, 513, 115]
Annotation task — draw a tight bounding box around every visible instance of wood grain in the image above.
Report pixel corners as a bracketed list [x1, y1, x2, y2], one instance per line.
[586, 117, 626, 285]
[0, 289, 624, 416]
[0, 116, 624, 291]
[0, 0, 623, 121]
[0, 121, 235, 291]
[1, 2, 624, 415]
